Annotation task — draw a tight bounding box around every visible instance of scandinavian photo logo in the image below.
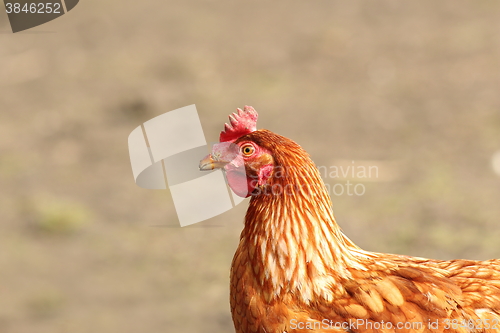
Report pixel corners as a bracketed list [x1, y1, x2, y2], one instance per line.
[127, 105, 246, 227]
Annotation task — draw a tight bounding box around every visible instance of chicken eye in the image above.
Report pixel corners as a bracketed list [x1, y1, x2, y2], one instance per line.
[241, 144, 255, 156]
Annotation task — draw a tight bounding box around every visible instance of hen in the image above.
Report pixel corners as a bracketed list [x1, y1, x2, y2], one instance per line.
[199, 106, 500, 333]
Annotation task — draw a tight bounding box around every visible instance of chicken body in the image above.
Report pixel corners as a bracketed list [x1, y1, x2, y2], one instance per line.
[200, 109, 500, 333]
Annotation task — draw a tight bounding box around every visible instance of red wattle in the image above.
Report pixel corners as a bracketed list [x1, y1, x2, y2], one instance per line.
[226, 170, 254, 198]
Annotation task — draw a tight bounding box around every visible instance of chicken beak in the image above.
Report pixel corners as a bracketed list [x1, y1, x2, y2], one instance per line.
[199, 154, 229, 171]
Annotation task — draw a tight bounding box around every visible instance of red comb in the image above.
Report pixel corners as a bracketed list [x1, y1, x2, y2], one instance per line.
[219, 106, 258, 142]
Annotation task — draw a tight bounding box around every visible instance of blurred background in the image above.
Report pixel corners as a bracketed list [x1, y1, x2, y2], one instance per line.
[1, 0, 500, 332]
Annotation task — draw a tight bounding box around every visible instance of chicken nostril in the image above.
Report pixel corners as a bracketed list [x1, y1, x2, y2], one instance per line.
[212, 152, 222, 161]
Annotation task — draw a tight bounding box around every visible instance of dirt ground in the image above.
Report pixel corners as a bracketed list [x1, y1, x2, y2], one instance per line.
[1, 1, 500, 332]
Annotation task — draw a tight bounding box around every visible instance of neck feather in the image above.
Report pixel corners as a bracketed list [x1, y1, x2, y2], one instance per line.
[240, 135, 370, 303]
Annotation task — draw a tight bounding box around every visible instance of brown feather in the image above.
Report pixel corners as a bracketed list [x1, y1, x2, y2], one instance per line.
[225, 129, 500, 333]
